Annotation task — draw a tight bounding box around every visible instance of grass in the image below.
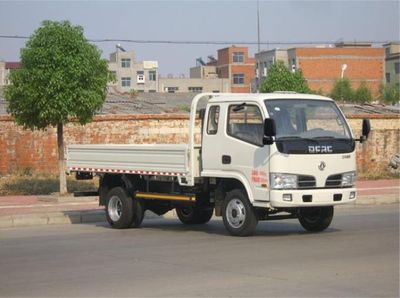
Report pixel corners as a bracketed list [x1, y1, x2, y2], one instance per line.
[177, 104, 191, 113]
[0, 173, 99, 196]
[357, 167, 399, 181]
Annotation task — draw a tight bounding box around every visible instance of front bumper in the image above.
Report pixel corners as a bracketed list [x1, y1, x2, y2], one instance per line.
[270, 188, 356, 207]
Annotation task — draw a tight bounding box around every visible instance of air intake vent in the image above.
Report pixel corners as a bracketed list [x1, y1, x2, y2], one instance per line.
[326, 174, 342, 187]
[298, 175, 316, 188]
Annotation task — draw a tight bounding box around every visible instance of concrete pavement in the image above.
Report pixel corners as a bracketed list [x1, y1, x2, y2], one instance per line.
[0, 205, 398, 297]
[0, 179, 398, 229]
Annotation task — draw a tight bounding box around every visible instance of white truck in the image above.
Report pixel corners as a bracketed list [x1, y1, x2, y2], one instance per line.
[67, 92, 370, 236]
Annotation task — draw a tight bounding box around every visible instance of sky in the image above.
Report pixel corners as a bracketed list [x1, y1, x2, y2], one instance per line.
[0, 0, 399, 76]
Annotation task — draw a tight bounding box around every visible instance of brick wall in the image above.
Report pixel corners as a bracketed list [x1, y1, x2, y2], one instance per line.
[0, 114, 398, 176]
[293, 47, 385, 95]
[216, 47, 256, 93]
[231, 64, 256, 93]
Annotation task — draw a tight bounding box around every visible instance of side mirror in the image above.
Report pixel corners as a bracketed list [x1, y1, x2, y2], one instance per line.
[359, 119, 371, 143]
[263, 118, 276, 145]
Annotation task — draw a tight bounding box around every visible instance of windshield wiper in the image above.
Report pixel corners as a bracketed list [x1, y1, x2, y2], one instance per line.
[313, 136, 335, 139]
[312, 137, 352, 142]
[277, 136, 319, 144]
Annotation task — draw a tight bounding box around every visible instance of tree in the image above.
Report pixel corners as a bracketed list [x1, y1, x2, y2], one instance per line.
[5, 20, 109, 195]
[330, 78, 353, 102]
[260, 61, 310, 93]
[353, 82, 372, 104]
[379, 83, 400, 105]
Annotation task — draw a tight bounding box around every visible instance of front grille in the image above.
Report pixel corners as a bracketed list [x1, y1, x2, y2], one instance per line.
[326, 174, 342, 187]
[298, 175, 316, 188]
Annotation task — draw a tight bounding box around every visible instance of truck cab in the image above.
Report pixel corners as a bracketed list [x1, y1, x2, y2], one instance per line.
[202, 93, 359, 208]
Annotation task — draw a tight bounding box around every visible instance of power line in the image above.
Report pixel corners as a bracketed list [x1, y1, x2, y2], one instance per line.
[0, 35, 396, 45]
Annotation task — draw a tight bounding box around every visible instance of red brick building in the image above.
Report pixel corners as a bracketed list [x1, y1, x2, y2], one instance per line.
[287, 44, 385, 95]
[210, 46, 255, 93]
[0, 61, 21, 86]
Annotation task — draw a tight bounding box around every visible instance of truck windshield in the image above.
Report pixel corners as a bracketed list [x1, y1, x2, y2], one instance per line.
[264, 99, 351, 140]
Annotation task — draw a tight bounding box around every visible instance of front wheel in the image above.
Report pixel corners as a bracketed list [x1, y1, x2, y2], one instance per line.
[222, 189, 258, 236]
[298, 206, 334, 232]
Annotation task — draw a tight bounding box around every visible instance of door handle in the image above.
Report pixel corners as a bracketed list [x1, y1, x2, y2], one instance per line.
[222, 155, 231, 164]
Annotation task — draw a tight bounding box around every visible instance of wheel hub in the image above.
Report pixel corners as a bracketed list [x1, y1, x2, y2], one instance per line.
[226, 199, 246, 228]
[108, 196, 122, 221]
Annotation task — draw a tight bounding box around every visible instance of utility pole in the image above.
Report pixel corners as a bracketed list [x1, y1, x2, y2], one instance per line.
[257, 0, 261, 53]
[256, 0, 261, 93]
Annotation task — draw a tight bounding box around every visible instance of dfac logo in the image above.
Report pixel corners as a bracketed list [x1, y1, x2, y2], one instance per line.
[308, 145, 333, 153]
[318, 161, 326, 171]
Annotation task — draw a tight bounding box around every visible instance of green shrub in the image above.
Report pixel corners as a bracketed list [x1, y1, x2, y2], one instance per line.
[330, 78, 353, 102]
[260, 61, 310, 93]
[379, 83, 400, 105]
[353, 82, 373, 104]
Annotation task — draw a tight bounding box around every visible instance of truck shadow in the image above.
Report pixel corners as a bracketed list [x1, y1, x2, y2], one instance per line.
[134, 218, 340, 237]
[81, 213, 340, 237]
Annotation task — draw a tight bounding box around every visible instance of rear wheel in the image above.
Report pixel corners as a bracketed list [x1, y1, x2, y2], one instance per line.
[106, 187, 144, 229]
[222, 189, 258, 236]
[176, 206, 214, 224]
[298, 206, 334, 232]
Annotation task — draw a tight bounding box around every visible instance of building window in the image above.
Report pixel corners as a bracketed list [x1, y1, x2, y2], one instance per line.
[188, 87, 203, 93]
[395, 62, 400, 74]
[263, 62, 267, 76]
[149, 90, 157, 93]
[137, 90, 144, 93]
[165, 87, 179, 93]
[121, 77, 131, 87]
[233, 74, 245, 84]
[386, 73, 391, 83]
[137, 71, 145, 84]
[121, 58, 131, 68]
[212, 90, 220, 93]
[149, 70, 157, 81]
[227, 104, 263, 146]
[233, 52, 244, 63]
[207, 106, 220, 135]
[255, 62, 259, 78]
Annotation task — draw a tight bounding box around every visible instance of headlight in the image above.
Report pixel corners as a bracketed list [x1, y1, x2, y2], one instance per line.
[342, 171, 356, 187]
[270, 173, 297, 189]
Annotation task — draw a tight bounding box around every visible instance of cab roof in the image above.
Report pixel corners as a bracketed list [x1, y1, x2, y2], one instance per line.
[207, 92, 334, 104]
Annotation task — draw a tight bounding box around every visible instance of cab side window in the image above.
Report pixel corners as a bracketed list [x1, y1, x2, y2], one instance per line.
[207, 106, 220, 135]
[227, 104, 263, 146]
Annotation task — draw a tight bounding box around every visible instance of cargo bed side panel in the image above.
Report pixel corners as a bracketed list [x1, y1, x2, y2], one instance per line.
[67, 144, 188, 174]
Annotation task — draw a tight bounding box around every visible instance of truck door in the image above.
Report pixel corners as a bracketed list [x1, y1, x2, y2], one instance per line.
[203, 102, 270, 202]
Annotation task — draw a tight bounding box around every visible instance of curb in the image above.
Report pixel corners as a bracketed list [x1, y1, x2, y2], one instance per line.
[0, 195, 398, 229]
[0, 209, 163, 229]
[37, 195, 98, 203]
[353, 194, 399, 205]
[0, 210, 105, 229]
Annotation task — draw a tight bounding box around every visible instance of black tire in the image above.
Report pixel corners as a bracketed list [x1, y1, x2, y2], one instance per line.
[298, 206, 334, 232]
[176, 206, 214, 224]
[222, 189, 258, 236]
[105, 187, 144, 229]
[131, 199, 145, 228]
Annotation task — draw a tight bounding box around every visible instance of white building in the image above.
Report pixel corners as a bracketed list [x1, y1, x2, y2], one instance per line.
[108, 48, 159, 93]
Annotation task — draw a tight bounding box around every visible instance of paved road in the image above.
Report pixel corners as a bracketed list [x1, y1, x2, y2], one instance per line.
[0, 205, 398, 297]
